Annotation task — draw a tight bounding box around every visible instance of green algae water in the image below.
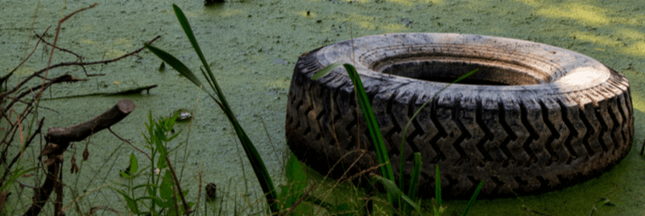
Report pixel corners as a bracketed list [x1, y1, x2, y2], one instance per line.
[1, 0, 644, 215]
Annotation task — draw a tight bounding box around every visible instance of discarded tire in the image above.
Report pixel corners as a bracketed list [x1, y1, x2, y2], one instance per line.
[285, 33, 633, 198]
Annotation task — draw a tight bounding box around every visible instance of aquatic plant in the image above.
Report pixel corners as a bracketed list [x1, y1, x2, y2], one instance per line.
[110, 112, 196, 216]
[145, 4, 303, 214]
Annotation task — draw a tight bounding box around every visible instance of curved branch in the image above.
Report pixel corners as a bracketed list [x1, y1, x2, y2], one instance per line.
[25, 99, 135, 216]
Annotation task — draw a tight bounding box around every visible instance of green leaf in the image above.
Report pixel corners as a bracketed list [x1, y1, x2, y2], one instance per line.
[172, 4, 224, 104]
[453, 68, 479, 84]
[285, 152, 306, 185]
[159, 197, 174, 208]
[159, 62, 166, 72]
[370, 174, 422, 214]
[124, 195, 138, 213]
[157, 153, 168, 169]
[129, 153, 138, 174]
[114, 189, 139, 214]
[120, 171, 130, 178]
[144, 44, 202, 87]
[154, 135, 164, 154]
[147, 185, 156, 197]
[168, 112, 178, 129]
[311, 62, 343, 80]
[279, 153, 307, 209]
[145, 196, 171, 208]
[142, 131, 150, 145]
[408, 153, 422, 198]
[111, 188, 129, 197]
[403, 152, 422, 214]
[156, 125, 168, 142]
[462, 180, 484, 216]
[134, 184, 157, 191]
[166, 131, 181, 143]
[160, 170, 174, 200]
[332, 203, 353, 216]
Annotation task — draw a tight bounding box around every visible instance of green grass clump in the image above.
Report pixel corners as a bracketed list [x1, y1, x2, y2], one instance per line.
[110, 112, 195, 215]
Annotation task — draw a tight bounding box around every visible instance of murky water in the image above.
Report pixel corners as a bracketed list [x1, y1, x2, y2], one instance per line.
[1, 0, 644, 215]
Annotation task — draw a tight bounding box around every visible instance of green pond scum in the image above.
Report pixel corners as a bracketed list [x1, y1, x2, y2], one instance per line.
[1, 0, 644, 215]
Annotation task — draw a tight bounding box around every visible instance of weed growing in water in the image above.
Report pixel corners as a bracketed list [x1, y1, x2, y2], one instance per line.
[145, 4, 308, 214]
[110, 112, 195, 215]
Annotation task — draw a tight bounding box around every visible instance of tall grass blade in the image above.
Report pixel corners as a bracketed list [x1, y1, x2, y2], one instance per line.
[370, 174, 422, 215]
[462, 180, 484, 216]
[311, 62, 342, 80]
[452, 69, 479, 84]
[145, 4, 280, 213]
[144, 44, 201, 87]
[402, 153, 422, 215]
[407, 153, 421, 200]
[341, 64, 394, 180]
[172, 4, 229, 109]
[312, 63, 396, 204]
[436, 164, 442, 207]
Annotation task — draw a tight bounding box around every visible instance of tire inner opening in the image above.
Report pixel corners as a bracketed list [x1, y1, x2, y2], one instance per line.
[377, 59, 543, 86]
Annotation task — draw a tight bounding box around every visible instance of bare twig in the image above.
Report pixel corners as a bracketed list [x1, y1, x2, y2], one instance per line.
[33, 31, 83, 60]
[4, 74, 86, 114]
[1, 27, 49, 85]
[108, 128, 151, 160]
[179, 86, 202, 182]
[1, 95, 58, 113]
[62, 182, 114, 212]
[1, 118, 45, 184]
[24, 99, 135, 216]
[165, 156, 192, 215]
[0, 35, 161, 98]
[283, 183, 318, 216]
[195, 163, 204, 215]
[37, 3, 98, 103]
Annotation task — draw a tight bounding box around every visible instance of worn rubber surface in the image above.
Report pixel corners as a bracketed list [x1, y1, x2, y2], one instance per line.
[285, 33, 633, 198]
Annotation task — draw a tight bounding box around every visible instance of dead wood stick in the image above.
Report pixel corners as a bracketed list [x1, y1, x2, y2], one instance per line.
[24, 99, 135, 216]
[43, 99, 135, 147]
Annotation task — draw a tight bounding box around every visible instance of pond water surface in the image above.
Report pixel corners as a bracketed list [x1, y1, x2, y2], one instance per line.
[1, 0, 644, 215]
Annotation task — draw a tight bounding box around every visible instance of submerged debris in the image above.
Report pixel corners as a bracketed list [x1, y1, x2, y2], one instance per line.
[206, 183, 217, 200]
[204, 0, 224, 6]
